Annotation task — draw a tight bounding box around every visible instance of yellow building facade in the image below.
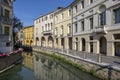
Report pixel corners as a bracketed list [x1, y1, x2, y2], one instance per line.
[54, 7, 72, 50]
[23, 25, 34, 46]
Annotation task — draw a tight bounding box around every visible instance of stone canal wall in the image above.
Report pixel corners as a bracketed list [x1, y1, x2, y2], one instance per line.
[0, 54, 23, 73]
[33, 48, 120, 80]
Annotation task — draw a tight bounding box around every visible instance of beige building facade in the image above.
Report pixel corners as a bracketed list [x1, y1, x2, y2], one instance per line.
[54, 6, 72, 50]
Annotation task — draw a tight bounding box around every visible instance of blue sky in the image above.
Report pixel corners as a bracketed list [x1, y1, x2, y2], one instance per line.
[14, 0, 74, 27]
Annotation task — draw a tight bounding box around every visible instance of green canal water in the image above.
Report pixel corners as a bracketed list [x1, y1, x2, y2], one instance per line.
[0, 51, 101, 80]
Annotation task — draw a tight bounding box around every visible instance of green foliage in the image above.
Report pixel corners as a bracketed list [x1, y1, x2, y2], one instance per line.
[13, 16, 23, 43]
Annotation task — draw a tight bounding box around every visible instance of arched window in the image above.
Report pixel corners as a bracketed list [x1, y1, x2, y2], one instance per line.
[99, 5, 106, 26]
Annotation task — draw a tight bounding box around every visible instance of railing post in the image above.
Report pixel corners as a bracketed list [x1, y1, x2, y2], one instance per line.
[83, 52, 87, 59]
[67, 49, 69, 54]
[97, 53, 102, 63]
[74, 50, 76, 56]
[62, 46, 64, 53]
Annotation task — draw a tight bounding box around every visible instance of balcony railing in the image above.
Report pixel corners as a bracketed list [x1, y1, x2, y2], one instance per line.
[0, 16, 13, 25]
[42, 30, 52, 35]
[67, 33, 72, 37]
[54, 35, 58, 38]
[60, 34, 64, 37]
[1, 0, 13, 8]
[0, 34, 11, 42]
[93, 26, 107, 34]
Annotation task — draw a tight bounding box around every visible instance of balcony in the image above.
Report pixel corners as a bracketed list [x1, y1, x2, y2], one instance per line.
[0, 34, 11, 42]
[54, 35, 58, 38]
[42, 30, 52, 35]
[93, 26, 107, 34]
[1, 0, 13, 8]
[60, 34, 64, 37]
[0, 16, 13, 25]
[67, 33, 72, 37]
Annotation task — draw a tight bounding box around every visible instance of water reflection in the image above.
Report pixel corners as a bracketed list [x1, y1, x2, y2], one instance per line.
[22, 52, 34, 71]
[33, 52, 100, 80]
[0, 52, 101, 80]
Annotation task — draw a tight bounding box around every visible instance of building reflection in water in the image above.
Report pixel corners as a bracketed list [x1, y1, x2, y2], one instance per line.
[33, 52, 100, 80]
[22, 52, 34, 71]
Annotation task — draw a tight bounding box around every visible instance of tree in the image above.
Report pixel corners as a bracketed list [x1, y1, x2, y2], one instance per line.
[13, 16, 23, 43]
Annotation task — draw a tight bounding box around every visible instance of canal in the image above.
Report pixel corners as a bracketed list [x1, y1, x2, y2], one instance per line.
[0, 51, 101, 80]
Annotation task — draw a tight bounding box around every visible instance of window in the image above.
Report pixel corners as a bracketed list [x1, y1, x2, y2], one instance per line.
[114, 34, 120, 39]
[75, 23, 78, 32]
[50, 14, 53, 19]
[68, 10, 71, 16]
[61, 13, 64, 19]
[42, 18, 44, 22]
[75, 5, 78, 13]
[36, 28, 38, 35]
[1, 7, 3, 16]
[45, 24, 47, 31]
[5, 9, 10, 18]
[55, 28, 58, 35]
[90, 0, 93, 4]
[81, 0, 84, 9]
[81, 20, 84, 31]
[0, 27, 2, 34]
[56, 16, 58, 21]
[99, 5, 106, 26]
[114, 8, 120, 24]
[6, 42, 10, 47]
[51, 23, 53, 29]
[89, 17, 93, 29]
[61, 26, 64, 35]
[42, 26, 44, 32]
[56, 38, 58, 44]
[68, 25, 72, 34]
[39, 19, 40, 23]
[45, 16, 47, 21]
[4, 0, 9, 5]
[48, 23, 50, 30]
[4, 27, 10, 35]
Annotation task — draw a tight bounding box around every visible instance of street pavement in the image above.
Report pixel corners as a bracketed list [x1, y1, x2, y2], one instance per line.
[33, 46, 120, 70]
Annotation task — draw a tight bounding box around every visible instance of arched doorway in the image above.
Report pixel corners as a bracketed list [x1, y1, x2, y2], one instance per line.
[36, 37, 39, 46]
[48, 36, 54, 48]
[81, 38, 86, 51]
[100, 37, 107, 54]
[41, 37, 45, 47]
[75, 38, 78, 51]
[30, 40, 33, 46]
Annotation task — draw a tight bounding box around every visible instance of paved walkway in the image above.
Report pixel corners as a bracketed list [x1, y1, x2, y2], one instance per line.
[33, 46, 120, 70]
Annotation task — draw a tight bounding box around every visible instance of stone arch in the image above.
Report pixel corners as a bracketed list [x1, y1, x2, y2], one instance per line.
[48, 36, 54, 48]
[99, 4, 106, 12]
[75, 38, 78, 51]
[41, 37, 46, 47]
[81, 38, 86, 51]
[36, 37, 39, 46]
[100, 37, 107, 55]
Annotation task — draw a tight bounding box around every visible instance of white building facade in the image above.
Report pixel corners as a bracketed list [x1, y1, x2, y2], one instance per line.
[72, 0, 120, 56]
[34, 9, 62, 48]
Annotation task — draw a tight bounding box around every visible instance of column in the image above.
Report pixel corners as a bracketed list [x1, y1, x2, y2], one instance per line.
[93, 35, 100, 54]
[86, 37, 90, 52]
[93, 40, 100, 54]
[107, 42, 114, 56]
